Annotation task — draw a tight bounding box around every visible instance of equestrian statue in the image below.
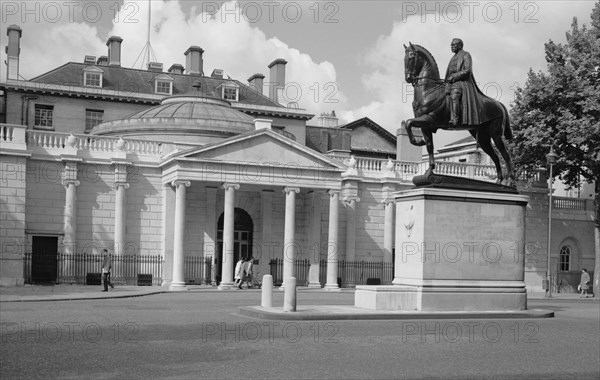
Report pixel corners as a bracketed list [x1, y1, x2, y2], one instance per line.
[402, 39, 515, 187]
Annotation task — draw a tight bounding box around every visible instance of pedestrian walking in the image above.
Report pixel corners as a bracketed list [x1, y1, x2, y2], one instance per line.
[101, 249, 114, 292]
[238, 258, 253, 289]
[579, 268, 591, 298]
[234, 258, 244, 288]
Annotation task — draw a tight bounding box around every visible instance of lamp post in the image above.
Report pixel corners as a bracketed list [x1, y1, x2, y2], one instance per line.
[545, 148, 558, 298]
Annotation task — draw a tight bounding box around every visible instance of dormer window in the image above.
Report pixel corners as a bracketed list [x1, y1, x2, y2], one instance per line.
[83, 66, 103, 88]
[154, 74, 174, 95]
[221, 81, 240, 102]
[156, 81, 172, 94]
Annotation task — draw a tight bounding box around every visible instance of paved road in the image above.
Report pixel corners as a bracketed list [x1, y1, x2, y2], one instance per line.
[1, 291, 599, 379]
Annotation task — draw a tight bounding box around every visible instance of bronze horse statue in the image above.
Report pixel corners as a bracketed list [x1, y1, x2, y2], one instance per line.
[402, 43, 515, 186]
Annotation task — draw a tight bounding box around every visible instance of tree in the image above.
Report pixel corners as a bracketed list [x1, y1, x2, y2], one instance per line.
[510, 1, 600, 296]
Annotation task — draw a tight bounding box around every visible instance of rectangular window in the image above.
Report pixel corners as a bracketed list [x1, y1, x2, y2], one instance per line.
[34, 104, 54, 129]
[84, 72, 102, 87]
[85, 109, 104, 132]
[223, 87, 238, 101]
[155, 81, 172, 95]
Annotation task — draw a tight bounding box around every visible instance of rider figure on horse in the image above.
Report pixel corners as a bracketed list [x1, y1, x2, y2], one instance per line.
[445, 38, 486, 127]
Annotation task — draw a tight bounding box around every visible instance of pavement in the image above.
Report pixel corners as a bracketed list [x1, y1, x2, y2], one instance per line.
[1, 283, 595, 303]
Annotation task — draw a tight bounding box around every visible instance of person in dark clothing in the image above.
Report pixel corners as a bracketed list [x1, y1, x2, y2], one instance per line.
[101, 249, 114, 292]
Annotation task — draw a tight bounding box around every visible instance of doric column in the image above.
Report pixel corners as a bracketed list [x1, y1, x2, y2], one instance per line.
[343, 196, 360, 287]
[383, 199, 395, 263]
[170, 180, 191, 291]
[62, 161, 79, 283]
[62, 161, 80, 256]
[218, 183, 239, 289]
[343, 196, 360, 262]
[307, 191, 322, 288]
[205, 187, 218, 286]
[324, 190, 341, 291]
[162, 184, 176, 286]
[113, 177, 129, 285]
[261, 190, 274, 281]
[281, 187, 300, 288]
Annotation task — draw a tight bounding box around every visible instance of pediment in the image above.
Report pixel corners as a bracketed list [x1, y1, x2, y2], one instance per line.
[173, 129, 344, 170]
[82, 66, 104, 73]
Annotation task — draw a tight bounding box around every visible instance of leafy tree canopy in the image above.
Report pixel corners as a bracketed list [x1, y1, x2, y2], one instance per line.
[510, 1, 600, 222]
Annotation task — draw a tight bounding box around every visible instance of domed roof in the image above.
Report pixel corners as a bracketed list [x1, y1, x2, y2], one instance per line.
[124, 96, 254, 125]
[91, 95, 256, 143]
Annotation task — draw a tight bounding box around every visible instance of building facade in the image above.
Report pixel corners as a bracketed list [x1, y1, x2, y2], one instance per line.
[1, 25, 595, 292]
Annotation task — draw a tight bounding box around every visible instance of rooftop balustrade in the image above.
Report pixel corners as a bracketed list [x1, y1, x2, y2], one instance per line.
[0, 123, 570, 204]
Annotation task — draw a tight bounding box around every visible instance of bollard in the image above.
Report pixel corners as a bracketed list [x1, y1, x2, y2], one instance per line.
[261, 275, 273, 308]
[283, 277, 297, 312]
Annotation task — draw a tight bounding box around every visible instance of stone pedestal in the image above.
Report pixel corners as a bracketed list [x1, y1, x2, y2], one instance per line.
[355, 187, 529, 311]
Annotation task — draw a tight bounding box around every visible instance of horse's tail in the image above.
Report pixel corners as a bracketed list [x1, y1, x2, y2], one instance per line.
[500, 102, 513, 140]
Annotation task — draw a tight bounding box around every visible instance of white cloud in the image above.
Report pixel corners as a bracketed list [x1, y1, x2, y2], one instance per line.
[2, 0, 595, 150]
[2, 0, 346, 116]
[6, 20, 104, 80]
[338, 0, 598, 148]
[107, 0, 347, 114]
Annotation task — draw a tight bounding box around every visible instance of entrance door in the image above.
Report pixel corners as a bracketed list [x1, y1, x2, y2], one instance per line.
[31, 236, 58, 284]
[216, 208, 253, 284]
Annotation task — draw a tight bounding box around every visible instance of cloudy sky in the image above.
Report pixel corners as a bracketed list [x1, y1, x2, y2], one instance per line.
[1, 0, 597, 147]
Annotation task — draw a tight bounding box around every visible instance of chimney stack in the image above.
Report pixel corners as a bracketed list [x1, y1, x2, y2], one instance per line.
[96, 56, 109, 66]
[247, 73, 265, 95]
[268, 58, 287, 103]
[318, 111, 339, 128]
[168, 64, 184, 75]
[184, 46, 204, 75]
[106, 36, 123, 67]
[147, 62, 163, 72]
[5, 25, 22, 80]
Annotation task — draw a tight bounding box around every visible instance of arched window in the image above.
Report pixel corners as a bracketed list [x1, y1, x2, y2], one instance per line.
[559, 246, 571, 271]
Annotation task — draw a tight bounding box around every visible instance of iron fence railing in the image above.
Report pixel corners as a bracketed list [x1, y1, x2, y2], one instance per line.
[553, 270, 595, 293]
[184, 256, 213, 285]
[269, 258, 394, 288]
[22, 253, 215, 286]
[269, 258, 311, 286]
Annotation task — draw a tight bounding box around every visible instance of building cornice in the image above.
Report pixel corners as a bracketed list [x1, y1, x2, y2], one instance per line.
[232, 103, 314, 120]
[0, 79, 162, 104]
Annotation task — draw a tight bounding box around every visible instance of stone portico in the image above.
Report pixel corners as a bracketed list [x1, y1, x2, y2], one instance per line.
[159, 127, 348, 290]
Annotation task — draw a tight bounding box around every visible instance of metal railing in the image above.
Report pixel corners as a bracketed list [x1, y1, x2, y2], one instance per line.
[22, 253, 215, 286]
[184, 256, 213, 285]
[269, 258, 394, 288]
[339, 260, 394, 286]
[269, 258, 311, 286]
[553, 270, 595, 293]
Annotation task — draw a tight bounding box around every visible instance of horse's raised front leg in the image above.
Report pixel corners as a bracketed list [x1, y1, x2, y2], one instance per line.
[402, 119, 426, 146]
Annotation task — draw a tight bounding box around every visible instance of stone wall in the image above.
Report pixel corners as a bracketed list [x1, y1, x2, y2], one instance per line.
[1, 149, 595, 290]
[0, 155, 27, 285]
[5, 92, 150, 133]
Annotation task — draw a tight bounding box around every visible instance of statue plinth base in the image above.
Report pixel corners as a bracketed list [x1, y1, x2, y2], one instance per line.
[355, 187, 530, 311]
[412, 172, 517, 194]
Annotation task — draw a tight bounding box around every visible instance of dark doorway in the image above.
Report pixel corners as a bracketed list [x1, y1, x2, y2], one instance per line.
[31, 236, 58, 284]
[216, 208, 253, 284]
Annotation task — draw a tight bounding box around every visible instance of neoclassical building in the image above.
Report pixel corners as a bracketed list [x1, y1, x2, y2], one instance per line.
[1, 25, 595, 291]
